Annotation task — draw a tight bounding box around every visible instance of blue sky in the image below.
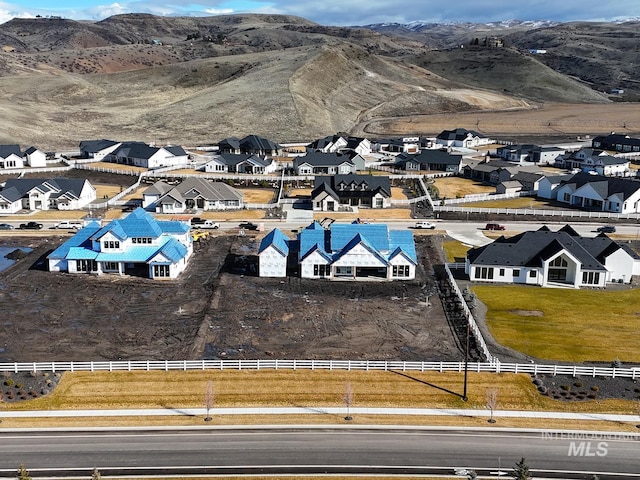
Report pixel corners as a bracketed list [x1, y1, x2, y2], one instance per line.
[1, 0, 640, 26]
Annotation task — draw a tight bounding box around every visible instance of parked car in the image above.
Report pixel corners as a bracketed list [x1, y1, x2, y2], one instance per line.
[414, 221, 436, 229]
[190, 217, 206, 226]
[0, 223, 14, 230]
[239, 222, 259, 231]
[484, 223, 506, 231]
[19, 221, 43, 230]
[55, 220, 83, 230]
[597, 225, 616, 233]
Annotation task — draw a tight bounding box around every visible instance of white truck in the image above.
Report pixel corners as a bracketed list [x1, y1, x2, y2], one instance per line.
[56, 220, 84, 230]
[199, 220, 220, 229]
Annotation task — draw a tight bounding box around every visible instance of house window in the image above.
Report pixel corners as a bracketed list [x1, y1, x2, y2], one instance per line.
[563, 193, 570, 201]
[513, 269, 520, 277]
[499, 268, 505, 276]
[550, 257, 568, 267]
[76, 260, 97, 272]
[103, 262, 118, 271]
[335, 266, 353, 276]
[104, 241, 120, 249]
[375, 198, 384, 208]
[393, 265, 410, 277]
[313, 264, 330, 277]
[529, 270, 537, 278]
[474, 267, 494, 280]
[582, 271, 600, 285]
[153, 265, 170, 277]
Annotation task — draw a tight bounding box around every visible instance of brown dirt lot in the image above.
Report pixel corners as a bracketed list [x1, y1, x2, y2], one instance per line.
[0, 234, 462, 363]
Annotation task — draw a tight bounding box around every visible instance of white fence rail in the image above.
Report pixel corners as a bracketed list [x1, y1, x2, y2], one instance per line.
[0, 359, 637, 378]
[433, 205, 640, 219]
[442, 191, 536, 205]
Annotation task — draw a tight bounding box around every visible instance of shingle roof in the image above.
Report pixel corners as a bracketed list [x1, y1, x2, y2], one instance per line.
[396, 150, 462, 167]
[564, 172, 640, 200]
[437, 128, 485, 141]
[0, 144, 22, 159]
[3, 177, 89, 198]
[467, 229, 607, 271]
[79, 139, 119, 154]
[158, 177, 243, 203]
[313, 174, 391, 198]
[294, 152, 355, 168]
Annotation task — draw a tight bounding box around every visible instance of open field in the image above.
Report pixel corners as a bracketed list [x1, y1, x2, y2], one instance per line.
[312, 208, 412, 222]
[391, 186, 408, 200]
[472, 285, 640, 363]
[238, 188, 276, 203]
[432, 177, 494, 199]
[460, 197, 561, 209]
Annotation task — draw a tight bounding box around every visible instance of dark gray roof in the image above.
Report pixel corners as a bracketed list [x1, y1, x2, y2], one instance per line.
[436, 128, 485, 141]
[79, 139, 119, 154]
[112, 142, 158, 160]
[213, 153, 271, 168]
[396, 149, 462, 167]
[563, 172, 640, 200]
[511, 171, 544, 183]
[294, 152, 354, 168]
[312, 174, 391, 198]
[0, 144, 22, 159]
[467, 228, 607, 271]
[2, 177, 89, 198]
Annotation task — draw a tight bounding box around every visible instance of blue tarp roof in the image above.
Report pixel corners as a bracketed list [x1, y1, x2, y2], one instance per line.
[259, 228, 290, 255]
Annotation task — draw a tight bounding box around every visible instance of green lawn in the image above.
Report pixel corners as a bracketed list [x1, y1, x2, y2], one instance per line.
[442, 239, 471, 263]
[472, 285, 640, 363]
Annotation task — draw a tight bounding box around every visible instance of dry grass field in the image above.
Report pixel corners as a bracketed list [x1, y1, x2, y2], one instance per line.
[238, 188, 276, 203]
[313, 208, 412, 221]
[432, 177, 494, 199]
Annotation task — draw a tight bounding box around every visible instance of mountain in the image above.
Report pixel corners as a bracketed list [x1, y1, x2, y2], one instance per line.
[0, 14, 635, 149]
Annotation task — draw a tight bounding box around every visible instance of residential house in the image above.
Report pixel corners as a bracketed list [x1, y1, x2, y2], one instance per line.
[307, 135, 372, 156]
[592, 133, 640, 154]
[311, 174, 391, 211]
[510, 171, 545, 192]
[218, 135, 282, 156]
[537, 174, 575, 200]
[258, 228, 290, 277]
[435, 128, 493, 149]
[293, 152, 365, 175]
[79, 139, 121, 160]
[294, 222, 417, 280]
[496, 180, 523, 195]
[202, 153, 278, 174]
[143, 177, 244, 213]
[394, 150, 463, 173]
[0, 177, 96, 212]
[496, 144, 565, 165]
[374, 137, 421, 154]
[105, 142, 188, 169]
[24, 147, 47, 167]
[554, 172, 640, 213]
[463, 159, 542, 185]
[558, 148, 629, 176]
[0, 145, 25, 169]
[466, 225, 640, 288]
[47, 208, 193, 280]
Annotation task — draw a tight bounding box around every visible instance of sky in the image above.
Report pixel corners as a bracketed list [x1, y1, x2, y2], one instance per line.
[1, 0, 640, 26]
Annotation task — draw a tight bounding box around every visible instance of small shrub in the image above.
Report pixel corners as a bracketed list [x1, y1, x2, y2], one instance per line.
[612, 358, 622, 368]
[560, 384, 571, 392]
[573, 381, 583, 388]
[591, 385, 600, 392]
[15, 382, 22, 389]
[4, 378, 13, 387]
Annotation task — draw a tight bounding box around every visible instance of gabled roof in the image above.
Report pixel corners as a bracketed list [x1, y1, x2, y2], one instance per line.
[563, 172, 640, 201]
[259, 228, 290, 256]
[467, 229, 607, 271]
[3, 177, 90, 198]
[48, 222, 102, 260]
[512, 171, 544, 183]
[79, 139, 119, 154]
[112, 141, 159, 160]
[24, 146, 41, 155]
[396, 149, 462, 166]
[158, 177, 243, 202]
[0, 144, 22, 159]
[143, 181, 175, 196]
[240, 134, 281, 152]
[0, 186, 23, 203]
[212, 153, 272, 168]
[92, 208, 188, 241]
[313, 174, 391, 198]
[436, 128, 485, 141]
[294, 151, 355, 168]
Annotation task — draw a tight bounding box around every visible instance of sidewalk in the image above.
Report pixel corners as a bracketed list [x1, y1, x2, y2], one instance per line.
[2, 407, 639, 423]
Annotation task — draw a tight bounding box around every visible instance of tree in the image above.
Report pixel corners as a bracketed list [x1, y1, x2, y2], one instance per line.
[344, 380, 354, 421]
[91, 468, 102, 480]
[486, 387, 498, 423]
[204, 379, 215, 422]
[17, 464, 31, 480]
[510, 457, 532, 480]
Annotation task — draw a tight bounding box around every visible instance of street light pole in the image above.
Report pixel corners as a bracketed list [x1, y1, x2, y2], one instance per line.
[463, 320, 470, 401]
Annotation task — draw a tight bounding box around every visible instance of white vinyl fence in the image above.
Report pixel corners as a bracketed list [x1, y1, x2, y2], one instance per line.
[0, 359, 637, 379]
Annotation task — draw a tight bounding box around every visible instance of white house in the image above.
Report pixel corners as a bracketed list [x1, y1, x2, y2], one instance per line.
[202, 153, 278, 175]
[435, 128, 493, 149]
[0, 145, 25, 169]
[105, 142, 188, 169]
[47, 208, 193, 280]
[79, 139, 121, 161]
[0, 177, 96, 211]
[24, 147, 47, 167]
[553, 173, 640, 214]
[295, 222, 417, 281]
[466, 225, 640, 288]
[293, 152, 365, 175]
[143, 177, 244, 213]
[258, 228, 290, 277]
[536, 174, 574, 200]
[307, 135, 372, 156]
[311, 174, 392, 211]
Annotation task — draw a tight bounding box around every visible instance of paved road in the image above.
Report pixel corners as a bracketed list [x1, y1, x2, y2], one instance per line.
[0, 428, 638, 478]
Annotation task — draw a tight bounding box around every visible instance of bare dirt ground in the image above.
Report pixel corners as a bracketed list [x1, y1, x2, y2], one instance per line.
[0, 234, 463, 363]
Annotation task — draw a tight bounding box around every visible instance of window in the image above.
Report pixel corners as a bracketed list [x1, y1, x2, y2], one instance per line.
[474, 267, 494, 280]
[499, 268, 505, 276]
[313, 264, 330, 277]
[104, 240, 120, 249]
[76, 260, 97, 272]
[563, 193, 570, 202]
[529, 270, 537, 278]
[153, 265, 170, 277]
[103, 262, 118, 271]
[513, 269, 520, 277]
[582, 271, 600, 285]
[393, 265, 410, 277]
[550, 257, 567, 267]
